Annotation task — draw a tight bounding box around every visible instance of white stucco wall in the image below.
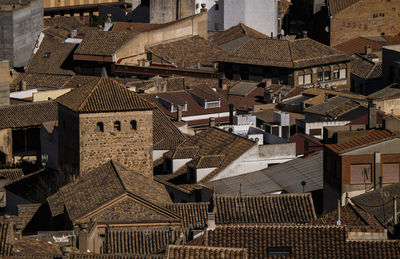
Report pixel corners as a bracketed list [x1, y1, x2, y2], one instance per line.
[153, 150, 169, 161]
[173, 158, 191, 172]
[223, 0, 278, 36]
[305, 120, 350, 139]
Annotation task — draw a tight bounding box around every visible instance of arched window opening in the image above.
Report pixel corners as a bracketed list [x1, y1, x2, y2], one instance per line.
[114, 121, 121, 131]
[97, 122, 104, 132]
[130, 120, 137, 130]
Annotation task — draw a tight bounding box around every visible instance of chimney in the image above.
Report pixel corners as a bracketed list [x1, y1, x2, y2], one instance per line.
[200, 3, 207, 12]
[264, 87, 272, 103]
[278, 92, 282, 103]
[218, 74, 227, 90]
[61, 246, 71, 259]
[207, 212, 216, 231]
[14, 224, 23, 240]
[19, 79, 26, 91]
[101, 67, 107, 77]
[337, 199, 341, 226]
[177, 105, 182, 122]
[368, 100, 376, 129]
[78, 223, 89, 252]
[324, 93, 329, 102]
[106, 13, 112, 23]
[70, 29, 77, 38]
[302, 30, 308, 38]
[365, 45, 372, 55]
[209, 117, 215, 128]
[229, 104, 234, 125]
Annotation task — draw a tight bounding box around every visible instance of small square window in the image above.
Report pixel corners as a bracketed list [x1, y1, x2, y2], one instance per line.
[324, 71, 331, 81]
[333, 69, 339, 79]
[317, 72, 324, 81]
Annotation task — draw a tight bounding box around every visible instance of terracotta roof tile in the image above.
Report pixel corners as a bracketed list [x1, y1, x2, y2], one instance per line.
[0, 101, 58, 130]
[166, 245, 248, 259]
[112, 22, 165, 33]
[165, 203, 209, 229]
[105, 227, 189, 254]
[351, 56, 382, 79]
[187, 155, 226, 169]
[0, 169, 24, 182]
[55, 77, 153, 113]
[210, 23, 268, 47]
[325, 129, 395, 154]
[75, 31, 137, 56]
[153, 108, 187, 150]
[47, 161, 173, 221]
[26, 37, 76, 76]
[147, 36, 228, 68]
[215, 194, 317, 224]
[220, 38, 350, 68]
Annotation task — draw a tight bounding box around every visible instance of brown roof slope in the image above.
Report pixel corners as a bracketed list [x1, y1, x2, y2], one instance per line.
[325, 129, 395, 154]
[112, 22, 165, 33]
[189, 225, 347, 259]
[75, 31, 137, 56]
[221, 38, 350, 68]
[346, 241, 400, 259]
[351, 56, 382, 79]
[0, 220, 14, 256]
[210, 23, 268, 46]
[328, 0, 360, 15]
[0, 169, 24, 181]
[26, 37, 76, 76]
[165, 203, 209, 229]
[167, 245, 248, 259]
[215, 194, 317, 224]
[105, 227, 189, 254]
[164, 128, 256, 183]
[11, 73, 73, 90]
[0, 101, 58, 130]
[153, 107, 187, 150]
[334, 37, 385, 55]
[147, 35, 228, 68]
[47, 161, 172, 221]
[55, 77, 153, 113]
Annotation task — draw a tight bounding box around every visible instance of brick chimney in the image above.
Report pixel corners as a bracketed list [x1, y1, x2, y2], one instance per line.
[365, 45, 372, 55]
[264, 87, 273, 103]
[177, 105, 182, 122]
[229, 104, 234, 124]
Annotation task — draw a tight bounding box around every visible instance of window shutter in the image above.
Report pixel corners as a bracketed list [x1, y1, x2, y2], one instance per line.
[350, 164, 372, 184]
[382, 163, 400, 183]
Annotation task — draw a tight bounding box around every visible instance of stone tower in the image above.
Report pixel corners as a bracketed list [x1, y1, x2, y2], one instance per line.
[55, 77, 154, 178]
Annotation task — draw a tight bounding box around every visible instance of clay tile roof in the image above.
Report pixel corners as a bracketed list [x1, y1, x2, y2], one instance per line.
[147, 35, 229, 68]
[47, 161, 172, 221]
[350, 56, 382, 80]
[325, 129, 395, 154]
[327, 0, 360, 15]
[187, 85, 221, 102]
[75, 30, 137, 56]
[313, 203, 385, 233]
[153, 107, 187, 150]
[346, 240, 400, 259]
[165, 203, 209, 229]
[112, 22, 165, 33]
[166, 245, 248, 259]
[105, 227, 189, 254]
[189, 225, 347, 259]
[0, 220, 14, 256]
[11, 73, 74, 90]
[55, 77, 153, 113]
[26, 37, 76, 76]
[210, 23, 268, 47]
[187, 155, 226, 169]
[334, 37, 385, 55]
[215, 194, 317, 224]
[325, 99, 360, 117]
[0, 169, 24, 182]
[0, 101, 58, 130]
[220, 38, 350, 68]
[171, 146, 200, 159]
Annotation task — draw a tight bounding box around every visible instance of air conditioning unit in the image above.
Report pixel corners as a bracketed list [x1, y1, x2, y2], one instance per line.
[223, 126, 234, 133]
[248, 134, 263, 145]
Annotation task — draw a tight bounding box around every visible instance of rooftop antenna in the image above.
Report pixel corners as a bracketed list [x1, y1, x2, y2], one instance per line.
[301, 181, 306, 193]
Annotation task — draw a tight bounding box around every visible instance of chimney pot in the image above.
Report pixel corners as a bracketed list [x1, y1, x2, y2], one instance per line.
[177, 105, 183, 122]
[209, 117, 216, 128]
[365, 45, 372, 55]
[368, 100, 377, 129]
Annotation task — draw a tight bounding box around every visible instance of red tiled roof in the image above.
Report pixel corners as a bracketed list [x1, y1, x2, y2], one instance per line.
[328, 0, 360, 15]
[112, 22, 165, 33]
[289, 133, 323, 156]
[325, 129, 395, 154]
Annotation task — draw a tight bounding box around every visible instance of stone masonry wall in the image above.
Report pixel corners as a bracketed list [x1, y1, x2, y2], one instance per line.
[79, 110, 153, 178]
[330, 0, 400, 46]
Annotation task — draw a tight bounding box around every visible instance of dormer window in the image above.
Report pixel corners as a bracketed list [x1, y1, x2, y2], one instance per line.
[114, 121, 121, 131]
[130, 120, 137, 130]
[187, 86, 221, 109]
[205, 100, 220, 109]
[97, 122, 104, 132]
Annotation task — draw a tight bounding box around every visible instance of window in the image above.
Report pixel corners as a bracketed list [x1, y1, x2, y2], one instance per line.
[324, 71, 331, 81]
[97, 122, 104, 132]
[317, 71, 324, 81]
[309, 128, 322, 136]
[382, 163, 400, 183]
[333, 69, 340, 79]
[304, 74, 311, 84]
[195, 3, 199, 9]
[205, 101, 220, 109]
[130, 120, 137, 130]
[114, 121, 121, 131]
[339, 68, 346, 79]
[215, 3, 219, 10]
[350, 164, 372, 184]
[298, 75, 304, 86]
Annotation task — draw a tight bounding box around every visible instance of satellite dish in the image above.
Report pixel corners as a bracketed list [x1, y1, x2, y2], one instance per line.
[325, 26, 329, 33]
